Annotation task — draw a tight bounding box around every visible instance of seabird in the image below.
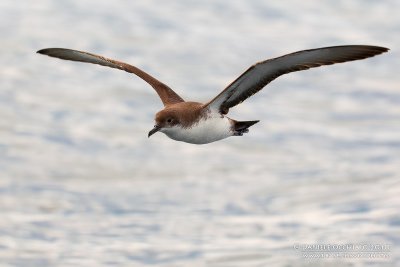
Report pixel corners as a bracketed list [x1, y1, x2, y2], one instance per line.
[37, 45, 388, 144]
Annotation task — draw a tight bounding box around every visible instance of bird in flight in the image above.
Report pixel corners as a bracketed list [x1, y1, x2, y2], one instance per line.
[37, 45, 388, 144]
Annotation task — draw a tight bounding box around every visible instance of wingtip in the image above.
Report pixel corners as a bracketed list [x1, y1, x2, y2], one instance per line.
[369, 45, 390, 54]
[372, 46, 390, 57]
[375, 46, 390, 52]
[36, 48, 62, 55]
[36, 48, 49, 55]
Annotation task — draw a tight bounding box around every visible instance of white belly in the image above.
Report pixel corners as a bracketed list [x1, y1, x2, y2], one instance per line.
[161, 116, 233, 144]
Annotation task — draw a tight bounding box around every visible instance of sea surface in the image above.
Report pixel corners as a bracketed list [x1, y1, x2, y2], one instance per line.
[1, 1, 399, 266]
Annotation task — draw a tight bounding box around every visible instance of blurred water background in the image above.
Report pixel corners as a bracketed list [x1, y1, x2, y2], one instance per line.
[1, 1, 399, 266]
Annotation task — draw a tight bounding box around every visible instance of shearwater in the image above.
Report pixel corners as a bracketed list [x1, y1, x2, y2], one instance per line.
[37, 45, 388, 144]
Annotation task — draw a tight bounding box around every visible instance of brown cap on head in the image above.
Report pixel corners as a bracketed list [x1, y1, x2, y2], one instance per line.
[148, 109, 180, 138]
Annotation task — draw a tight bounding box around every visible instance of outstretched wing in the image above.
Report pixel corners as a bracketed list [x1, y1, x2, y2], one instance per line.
[205, 45, 388, 114]
[37, 48, 184, 106]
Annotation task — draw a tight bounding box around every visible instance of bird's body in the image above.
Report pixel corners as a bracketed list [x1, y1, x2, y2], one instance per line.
[161, 111, 232, 144]
[37, 45, 388, 144]
[149, 101, 257, 144]
[154, 101, 230, 144]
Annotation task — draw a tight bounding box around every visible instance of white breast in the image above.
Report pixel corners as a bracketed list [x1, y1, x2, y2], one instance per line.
[161, 115, 233, 144]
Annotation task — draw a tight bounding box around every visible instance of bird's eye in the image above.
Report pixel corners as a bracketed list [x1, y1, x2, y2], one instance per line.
[167, 118, 173, 123]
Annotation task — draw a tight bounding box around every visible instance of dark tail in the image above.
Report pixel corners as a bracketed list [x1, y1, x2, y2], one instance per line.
[232, 120, 259, 136]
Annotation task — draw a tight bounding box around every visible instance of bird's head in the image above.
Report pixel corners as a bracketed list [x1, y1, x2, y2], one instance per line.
[148, 109, 180, 137]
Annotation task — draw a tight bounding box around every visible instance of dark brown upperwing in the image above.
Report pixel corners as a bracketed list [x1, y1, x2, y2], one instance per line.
[204, 45, 388, 114]
[37, 48, 184, 106]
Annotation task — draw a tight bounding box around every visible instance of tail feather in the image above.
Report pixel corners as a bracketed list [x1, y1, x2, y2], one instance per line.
[232, 120, 259, 136]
